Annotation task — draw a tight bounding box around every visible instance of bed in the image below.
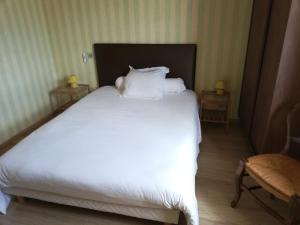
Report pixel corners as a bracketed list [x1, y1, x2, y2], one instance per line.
[0, 44, 200, 225]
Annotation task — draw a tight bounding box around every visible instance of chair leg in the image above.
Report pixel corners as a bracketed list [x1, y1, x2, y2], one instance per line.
[287, 196, 299, 225]
[231, 159, 246, 208]
[16, 196, 25, 203]
[270, 194, 276, 200]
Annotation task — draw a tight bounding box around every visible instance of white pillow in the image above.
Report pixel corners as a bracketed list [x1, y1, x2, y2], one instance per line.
[123, 69, 166, 99]
[164, 78, 186, 94]
[129, 65, 169, 74]
[115, 76, 125, 91]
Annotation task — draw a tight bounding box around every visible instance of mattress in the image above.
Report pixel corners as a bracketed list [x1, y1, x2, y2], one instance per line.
[0, 86, 201, 225]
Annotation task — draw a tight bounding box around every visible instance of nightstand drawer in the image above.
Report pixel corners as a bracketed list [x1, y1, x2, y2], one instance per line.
[202, 102, 227, 111]
[201, 94, 229, 111]
[202, 94, 229, 103]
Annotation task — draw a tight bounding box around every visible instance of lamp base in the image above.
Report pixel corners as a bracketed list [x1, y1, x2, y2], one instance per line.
[70, 83, 78, 88]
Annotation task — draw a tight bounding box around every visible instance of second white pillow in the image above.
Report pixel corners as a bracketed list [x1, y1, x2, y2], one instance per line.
[164, 78, 186, 94]
[129, 65, 169, 74]
[115, 76, 125, 91]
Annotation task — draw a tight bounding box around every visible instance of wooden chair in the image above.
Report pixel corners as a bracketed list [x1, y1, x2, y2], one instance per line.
[231, 102, 300, 225]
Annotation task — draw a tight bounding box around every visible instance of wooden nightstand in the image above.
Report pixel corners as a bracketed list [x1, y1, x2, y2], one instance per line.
[52, 84, 90, 113]
[199, 90, 230, 129]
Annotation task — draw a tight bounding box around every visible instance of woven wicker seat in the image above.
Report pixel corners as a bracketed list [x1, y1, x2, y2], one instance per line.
[246, 154, 300, 202]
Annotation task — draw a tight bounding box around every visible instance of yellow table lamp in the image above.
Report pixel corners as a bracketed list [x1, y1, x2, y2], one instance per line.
[68, 75, 78, 88]
[215, 80, 225, 95]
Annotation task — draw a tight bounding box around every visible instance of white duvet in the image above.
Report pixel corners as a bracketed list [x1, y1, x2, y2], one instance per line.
[0, 86, 201, 225]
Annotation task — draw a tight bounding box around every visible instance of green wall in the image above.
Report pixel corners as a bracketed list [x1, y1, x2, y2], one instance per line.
[0, 0, 253, 144]
[0, 0, 57, 143]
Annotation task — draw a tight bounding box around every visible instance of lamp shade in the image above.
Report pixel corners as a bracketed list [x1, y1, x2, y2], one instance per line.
[215, 80, 225, 90]
[68, 75, 78, 84]
[68, 75, 78, 88]
[215, 80, 225, 95]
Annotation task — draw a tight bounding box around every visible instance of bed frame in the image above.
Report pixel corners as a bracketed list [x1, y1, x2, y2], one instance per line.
[11, 43, 197, 225]
[93, 43, 197, 90]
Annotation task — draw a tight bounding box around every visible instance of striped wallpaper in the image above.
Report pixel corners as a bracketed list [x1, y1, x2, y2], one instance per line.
[0, 0, 58, 143]
[0, 0, 253, 144]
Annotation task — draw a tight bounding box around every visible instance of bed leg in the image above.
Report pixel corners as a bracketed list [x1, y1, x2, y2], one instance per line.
[16, 196, 25, 203]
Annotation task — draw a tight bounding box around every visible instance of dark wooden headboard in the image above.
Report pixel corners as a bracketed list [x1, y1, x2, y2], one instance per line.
[93, 44, 197, 90]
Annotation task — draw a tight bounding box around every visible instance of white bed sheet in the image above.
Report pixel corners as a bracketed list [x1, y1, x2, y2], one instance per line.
[0, 86, 201, 225]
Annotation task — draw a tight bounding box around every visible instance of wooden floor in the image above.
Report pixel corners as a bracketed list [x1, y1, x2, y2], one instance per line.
[0, 123, 288, 225]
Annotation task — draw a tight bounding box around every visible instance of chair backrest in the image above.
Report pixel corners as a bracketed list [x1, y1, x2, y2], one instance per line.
[283, 102, 300, 160]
